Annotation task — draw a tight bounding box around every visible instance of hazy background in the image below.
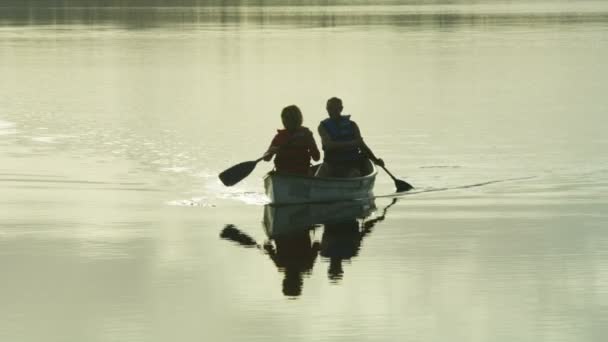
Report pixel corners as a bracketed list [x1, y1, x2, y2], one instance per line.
[1, 1, 607, 341]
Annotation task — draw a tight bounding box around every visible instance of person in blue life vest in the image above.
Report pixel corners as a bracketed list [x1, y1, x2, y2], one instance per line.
[315, 97, 385, 178]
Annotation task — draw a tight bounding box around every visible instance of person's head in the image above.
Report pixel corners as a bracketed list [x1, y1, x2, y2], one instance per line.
[328, 258, 344, 283]
[326, 97, 343, 119]
[281, 105, 303, 131]
[282, 271, 303, 297]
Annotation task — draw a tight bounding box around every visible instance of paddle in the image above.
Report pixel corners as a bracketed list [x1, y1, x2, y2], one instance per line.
[219, 133, 303, 186]
[219, 154, 269, 186]
[220, 224, 259, 247]
[360, 143, 413, 192]
[379, 165, 413, 192]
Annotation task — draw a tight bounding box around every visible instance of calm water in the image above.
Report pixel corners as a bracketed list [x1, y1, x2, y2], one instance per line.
[1, 1, 608, 341]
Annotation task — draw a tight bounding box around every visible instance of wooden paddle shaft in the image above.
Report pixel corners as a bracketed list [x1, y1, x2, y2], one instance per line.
[381, 165, 398, 181]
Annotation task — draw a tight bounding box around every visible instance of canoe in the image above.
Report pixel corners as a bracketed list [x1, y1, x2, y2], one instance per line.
[263, 159, 377, 204]
[263, 198, 376, 238]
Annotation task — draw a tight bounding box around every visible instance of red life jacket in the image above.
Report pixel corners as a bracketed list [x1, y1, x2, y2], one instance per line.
[272, 128, 318, 175]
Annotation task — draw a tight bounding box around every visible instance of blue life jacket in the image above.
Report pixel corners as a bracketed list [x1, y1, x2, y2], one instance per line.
[321, 116, 362, 163]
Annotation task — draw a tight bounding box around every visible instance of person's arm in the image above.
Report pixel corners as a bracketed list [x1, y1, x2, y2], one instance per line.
[263, 146, 279, 161]
[263, 135, 280, 161]
[352, 122, 385, 167]
[317, 123, 361, 150]
[262, 241, 282, 268]
[307, 131, 321, 162]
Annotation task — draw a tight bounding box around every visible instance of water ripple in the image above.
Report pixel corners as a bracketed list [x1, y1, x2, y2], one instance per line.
[0, 119, 18, 135]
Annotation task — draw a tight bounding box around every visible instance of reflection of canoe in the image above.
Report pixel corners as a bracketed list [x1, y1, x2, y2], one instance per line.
[263, 159, 377, 204]
[263, 198, 376, 238]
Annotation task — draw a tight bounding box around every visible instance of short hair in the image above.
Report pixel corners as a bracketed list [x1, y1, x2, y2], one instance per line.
[281, 105, 303, 131]
[326, 97, 342, 108]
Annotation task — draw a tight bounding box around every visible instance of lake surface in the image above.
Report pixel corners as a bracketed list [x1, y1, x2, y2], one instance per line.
[1, 1, 608, 341]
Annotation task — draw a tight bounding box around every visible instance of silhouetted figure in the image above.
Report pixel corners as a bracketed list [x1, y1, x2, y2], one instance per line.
[263, 228, 320, 297]
[220, 224, 319, 298]
[321, 219, 361, 281]
[263, 105, 320, 175]
[219, 199, 398, 295]
[315, 97, 384, 178]
[320, 199, 397, 282]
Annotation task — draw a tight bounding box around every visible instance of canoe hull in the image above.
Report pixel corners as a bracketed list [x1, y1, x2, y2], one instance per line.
[263, 199, 376, 238]
[263, 161, 377, 204]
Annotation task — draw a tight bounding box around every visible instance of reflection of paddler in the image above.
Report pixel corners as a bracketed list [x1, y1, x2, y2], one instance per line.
[320, 220, 363, 281]
[220, 198, 399, 296]
[320, 198, 398, 281]
[264, 228, 320, 297]
[220, 223, 320, 298]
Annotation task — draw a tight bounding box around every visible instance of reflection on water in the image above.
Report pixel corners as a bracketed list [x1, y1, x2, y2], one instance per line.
[220, 222, 319, 298]
[321, 199, 396, 282]
[221, 198, 397, 297]
[262, 227, 319, 297]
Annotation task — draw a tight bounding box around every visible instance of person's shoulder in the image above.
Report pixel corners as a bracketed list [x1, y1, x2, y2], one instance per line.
[344, 116, 358, 127]
[292, 126, 312, 138]
[272, 129, 288, 144]
[320, 117, 332, 125]
[347, 119, 361, 135]
[299, 126, 313, 133]
[319, 117, 334, 130]
[317, 121, 331, 136]
[275, 129, 288, 137]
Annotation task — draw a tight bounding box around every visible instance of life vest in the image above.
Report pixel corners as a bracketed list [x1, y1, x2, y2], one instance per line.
[321, 116, 362, 163]
[272, 128, 314, 175]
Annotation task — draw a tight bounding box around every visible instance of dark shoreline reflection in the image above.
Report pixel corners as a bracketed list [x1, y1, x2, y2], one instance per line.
[220, 198, 398, 298]
[1, 5, 607, 30]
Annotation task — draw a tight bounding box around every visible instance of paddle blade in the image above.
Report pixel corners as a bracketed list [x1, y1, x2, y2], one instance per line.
[395, 179, 413, 192]
[219, 160, 258, 186]
[220, 225, 258, 247]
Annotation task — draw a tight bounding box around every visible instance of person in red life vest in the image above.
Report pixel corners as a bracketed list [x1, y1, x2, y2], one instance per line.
[263, 105, 320, 175]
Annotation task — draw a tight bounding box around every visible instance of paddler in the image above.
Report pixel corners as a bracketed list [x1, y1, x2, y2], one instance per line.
[315, 97, 384, 178]
[263, 105, 320, 175]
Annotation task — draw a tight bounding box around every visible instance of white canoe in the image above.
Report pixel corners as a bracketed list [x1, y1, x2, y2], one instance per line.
[263, 198, 376, 238]
[263, 159, 377, 205]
